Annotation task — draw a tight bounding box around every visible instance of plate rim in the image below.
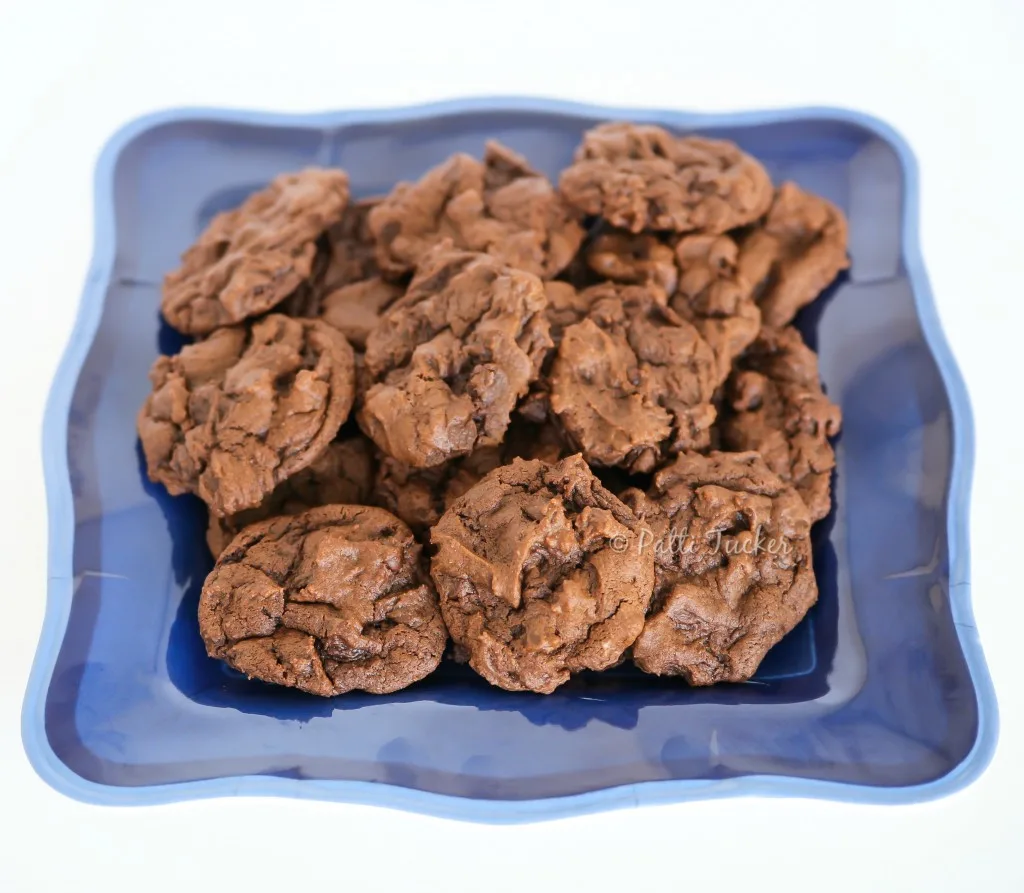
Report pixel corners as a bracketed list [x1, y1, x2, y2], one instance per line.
[22, 97, 999, 822]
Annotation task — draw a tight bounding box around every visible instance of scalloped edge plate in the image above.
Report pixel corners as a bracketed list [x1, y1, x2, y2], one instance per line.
[23, 98, 998, 822]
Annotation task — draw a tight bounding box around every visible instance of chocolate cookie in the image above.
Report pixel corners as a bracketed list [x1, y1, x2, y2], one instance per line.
[373, 418, 566, 537]
[162, 168, 350, 335]
[585, 229, 678, 294]
[737, 182, 850, 327]
[281, 197, 398, 324]
[672, 233, 762, 385]
[199, 505, 446, 695]
[542, 280, 595, 344]
[138, 314, 356, 517]
[559, 123, 773, 234]
[548, 282, 717, 472]
[721, 326, 841, 522]
[373, 447, 503, 539]
[319, 277, 404, 350]
[622, 450, 816, 685]
[430, 456, 655, 693]
[206, 436, 375, 556]
[320, 197, 384, 290]
[368, 141, 583, 279]
[359, 246, 551, 468]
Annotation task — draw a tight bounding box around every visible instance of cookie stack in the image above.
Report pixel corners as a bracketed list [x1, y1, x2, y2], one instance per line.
[139, 123, 847, 696]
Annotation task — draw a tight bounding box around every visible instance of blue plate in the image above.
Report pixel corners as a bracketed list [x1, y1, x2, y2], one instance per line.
[23, 98, 997, 821]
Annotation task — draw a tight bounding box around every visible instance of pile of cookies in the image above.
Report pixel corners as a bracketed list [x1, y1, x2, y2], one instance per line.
[138, 123, 847, 696]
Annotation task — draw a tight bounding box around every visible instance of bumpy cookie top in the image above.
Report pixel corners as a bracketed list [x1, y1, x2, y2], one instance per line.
[368, 141, 583, 279]
[559, 123, 773, 234]
[199, 505, 446, 695]
[319, 278, 404, 350]
[722, 326, 842, 522]
[622, 450, 816, 685]
[585, 229, 679, 294]
[359, 246, 551, 468]
[162, 168, 350, 334]
[547, 282, 717, 472]
[430, 456, 655, 693]
[138, 314, 356, 517]
[206, 436, 376, 556]
[373, 447, 503, 540]
[738, 181, 849, 327]
[280, 197, 387, 321]
[320, 197, 384, 290]
[672, 233, 762, 385]
[373, 418, 566, 537]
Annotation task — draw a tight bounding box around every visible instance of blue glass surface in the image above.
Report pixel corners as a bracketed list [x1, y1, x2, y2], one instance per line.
[23, 99, 997, 820]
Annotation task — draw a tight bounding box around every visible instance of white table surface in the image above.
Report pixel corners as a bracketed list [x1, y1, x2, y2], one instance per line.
[2, 1, 1022, 889]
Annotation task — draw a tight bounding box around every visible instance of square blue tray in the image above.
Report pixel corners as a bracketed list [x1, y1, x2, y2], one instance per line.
[23, 98, 997, 821]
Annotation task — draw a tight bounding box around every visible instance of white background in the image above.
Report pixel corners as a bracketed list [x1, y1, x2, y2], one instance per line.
[1, 1, 1022, 889]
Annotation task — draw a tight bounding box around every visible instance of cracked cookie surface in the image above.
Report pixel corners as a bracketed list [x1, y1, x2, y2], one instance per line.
[672, 233, 762, 386]
[374, 419, 566, 537]
[359, 246, 551, 467]
[559, 123, 773, 234]
[138, 314, 356, 517]
[430, 456, 654, 693]
[199, 504, 446, 695]
[368, 141, 583, 279]
[547, 282, 717, 472]
[206, 436, 375, 556]
[162, 168, 350, 334]
[721, 326, 841, 522]
[585, 229, 679, 294]
[622, 450, 816, 684]
[737, 181, 849, 327]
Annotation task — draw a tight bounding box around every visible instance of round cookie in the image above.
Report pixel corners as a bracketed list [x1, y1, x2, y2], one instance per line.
[368, 141, 583, 280]
[199, 505, 446, 695]
[359, 246, 552, 468]
[559, 123, 773, 234]
[206, 436, 376, 556]
[162, 168, 350, 334]
[138, 314, 356, 517]
[622, 451, 817, 685]
[547, 282, 717, 472]
[721, 326, 842, 522]
[737, 181, 850, 327]
[430, 455, 655, 694]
